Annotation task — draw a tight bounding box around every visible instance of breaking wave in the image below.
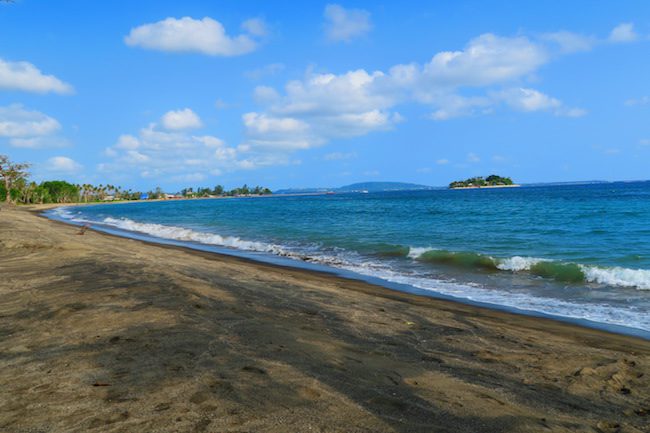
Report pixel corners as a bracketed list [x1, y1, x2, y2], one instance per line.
[408, 249, 650, 290]
[51, 208, 650, 291]
[48, 207, 650, 332]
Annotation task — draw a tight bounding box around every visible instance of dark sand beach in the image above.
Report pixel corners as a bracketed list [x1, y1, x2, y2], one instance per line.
[1, 206, 649, 432]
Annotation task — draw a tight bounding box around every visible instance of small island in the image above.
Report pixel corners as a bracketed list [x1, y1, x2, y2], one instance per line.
[449, 175, 519, 189]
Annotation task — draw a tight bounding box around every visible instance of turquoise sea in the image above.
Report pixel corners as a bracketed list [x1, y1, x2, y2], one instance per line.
[49, 181, 650, 335]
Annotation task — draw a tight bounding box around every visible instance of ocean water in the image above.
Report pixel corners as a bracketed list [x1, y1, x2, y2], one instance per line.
[49, 181, 650, 334]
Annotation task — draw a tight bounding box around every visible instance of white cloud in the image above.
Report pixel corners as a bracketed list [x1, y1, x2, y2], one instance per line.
[244, 69, 400, 151]
[0, 58, 73, 94]
[420, 34, 547, 88]
[498, 88, 562, 112]
[241, 32, 586, 161]
[625, 96, 650, 106]
[47, 156, 82, 173]
[436, 159, 449, 165]
[429, 95, 491, 120]
[101, 110, 279, 181]
[115, 134, 140, 150]
[9, 137, 69, 149]
[467, 153, 480, 163]
[124, 17, 262, 56]
[253, 85, 281, 103]
[541, 31, 596, 53]
[639, 139, 650, 146]
[324, 4, 372, 42]
[241, 18, 268, 37]
[0, 104, 67, 148]
[363, 170, 379, 177]
[161, 108, 203, 130]
[609, 23, 638, 43]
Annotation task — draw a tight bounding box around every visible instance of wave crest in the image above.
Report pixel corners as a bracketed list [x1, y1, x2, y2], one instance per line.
[102, 217, 278, 253]
[408, 249, 650, 290]
[416, 250, 499, 270]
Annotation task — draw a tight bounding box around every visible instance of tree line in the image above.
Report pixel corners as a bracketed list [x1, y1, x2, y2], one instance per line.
[449, 175, 514, 189]
[176, 185, 272, 198]
[0, 154, 273, 205]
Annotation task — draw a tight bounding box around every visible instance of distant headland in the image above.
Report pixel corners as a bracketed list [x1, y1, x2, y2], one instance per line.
[449, 175, 519, 189]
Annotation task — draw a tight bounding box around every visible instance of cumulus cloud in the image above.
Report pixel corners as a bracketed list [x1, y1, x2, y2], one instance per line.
[497, 88, 561, 112]
[242, 32, 585, 154]
[609, 23, 638, 43]
[324, 4, 372, 42]
[243, 69, 402, 151]
[0, 105, 61, 137]
[0, 58, 73, 94]
[0, 104, 68, 148]
[47, 156, 82, 173]
[101, 109, 282, 182]
[419, 34, 548, 88]
[124, 16, 265, 56]
[161, 108, 203, 130]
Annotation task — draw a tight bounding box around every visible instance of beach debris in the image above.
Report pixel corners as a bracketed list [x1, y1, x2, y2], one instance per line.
[92, 382, 111, 387]
[241, 365, 267, 375]
[154, 403, 171, 412]
[77, 224, 91, 235]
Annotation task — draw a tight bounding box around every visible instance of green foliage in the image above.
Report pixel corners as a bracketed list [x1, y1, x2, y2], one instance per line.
[449, 175, 514, 189]
[1, 154, 272, 205]
[179, 184, 273, 198]
[40, 181, 80, 203]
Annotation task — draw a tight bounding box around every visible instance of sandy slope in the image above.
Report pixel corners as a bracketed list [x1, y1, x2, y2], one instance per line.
[1, 206, 649, 433]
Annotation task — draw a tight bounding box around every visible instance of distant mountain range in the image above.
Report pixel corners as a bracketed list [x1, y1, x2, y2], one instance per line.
[274, 179, 630, 195]
[275, 181, 438, 194]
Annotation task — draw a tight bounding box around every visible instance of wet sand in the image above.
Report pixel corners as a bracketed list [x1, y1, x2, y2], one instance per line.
[1, 205, 649, 432]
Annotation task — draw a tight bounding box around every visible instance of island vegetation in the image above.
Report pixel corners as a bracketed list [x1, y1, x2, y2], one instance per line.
[449, 174, 516, 189]
[0, 154, 272, 205]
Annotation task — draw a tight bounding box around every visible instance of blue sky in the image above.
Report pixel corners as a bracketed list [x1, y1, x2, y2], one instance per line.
[1, 0, 649, 190]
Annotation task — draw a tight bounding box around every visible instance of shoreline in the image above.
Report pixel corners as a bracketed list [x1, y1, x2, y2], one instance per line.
[2, 206, 649, 432]
[41, 202, 650, 340]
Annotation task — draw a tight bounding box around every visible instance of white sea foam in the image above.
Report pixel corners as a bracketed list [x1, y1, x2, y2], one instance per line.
[406, 247, 650, 291]
[337, 260, 650, 332]
[49, 208, 650, 331]
[582, 265, 650, 290]
[496, 256, 546, 271]
[407, 247, 435, 259]
[101, 217, 281, 253]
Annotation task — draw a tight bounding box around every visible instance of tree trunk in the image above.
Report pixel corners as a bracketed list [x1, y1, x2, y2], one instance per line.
[4, 177, 11, 203]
